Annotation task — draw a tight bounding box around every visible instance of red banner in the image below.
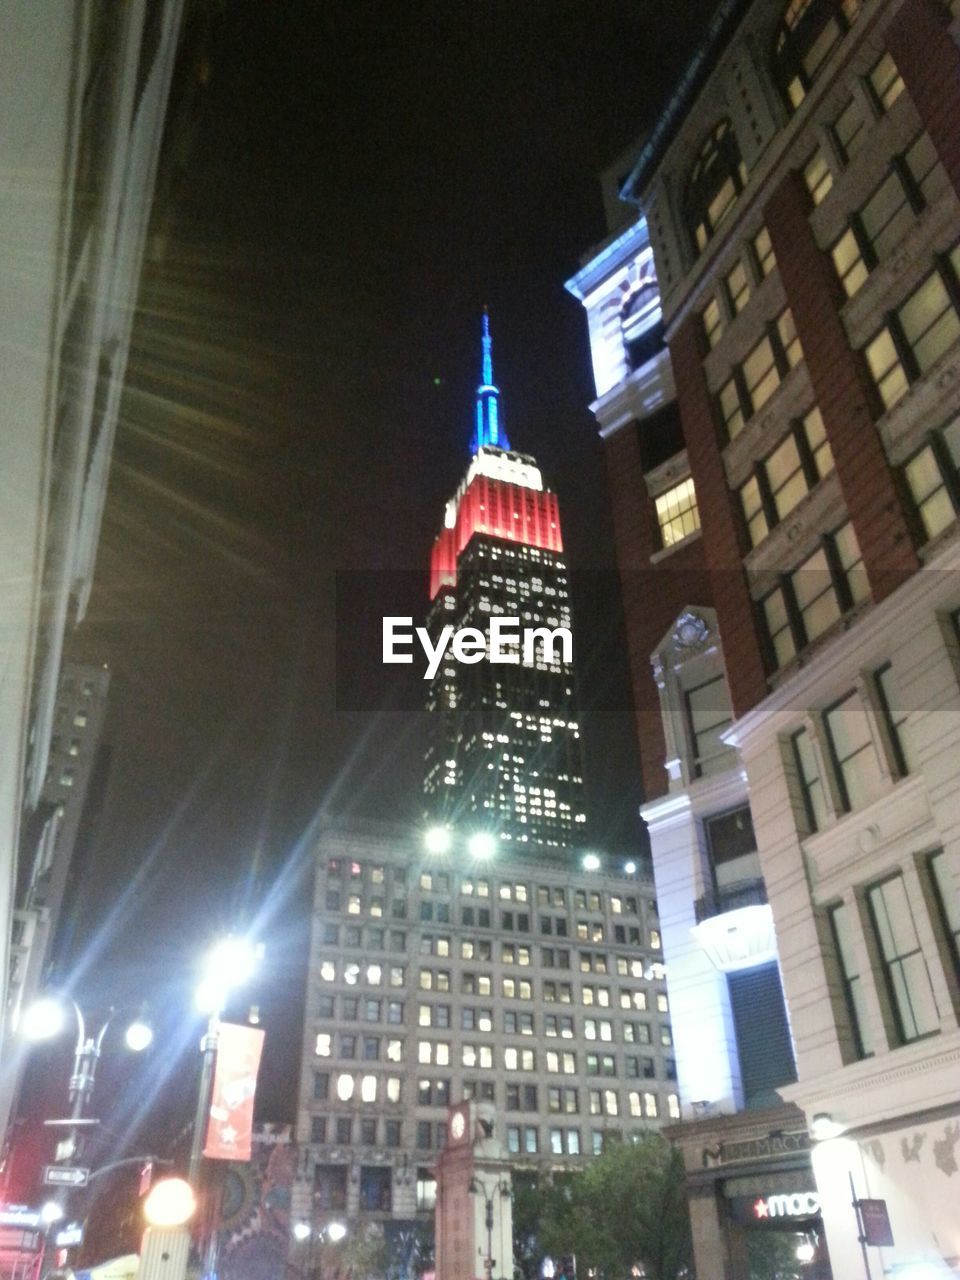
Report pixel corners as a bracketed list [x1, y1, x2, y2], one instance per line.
[203, 1023, 265, 1161]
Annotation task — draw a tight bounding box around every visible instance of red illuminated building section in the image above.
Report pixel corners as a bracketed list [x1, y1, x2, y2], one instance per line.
[429, 472, 563, 599]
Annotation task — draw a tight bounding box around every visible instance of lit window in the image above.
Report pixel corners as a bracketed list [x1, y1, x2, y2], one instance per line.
[791, 726, 828, 833]
[803, 149, 833, 205]
[866, 250, 960, 410]
[867, 874, 940, 1042]
[655, 477, 700, 549]
[753, 225, 776, 278]
[774, 0, 861, 110]
[903, 414, 960, 540]
[829, 901, 874, 1058]
[725, 260, 751, 314]
[337, 1073, 354, 1101]
[868, 52, 904, 111]
[832, 135, 945, 299]
[762, 522, 868, 667]
[703, 296, 724, 348]
[315, 1034, 331, 1057]
[667, 1093, 680, 1119]
[685, 119, 747, 253]
[824, 690, 885, 811]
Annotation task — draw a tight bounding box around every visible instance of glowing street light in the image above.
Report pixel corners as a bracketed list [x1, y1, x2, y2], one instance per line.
[424, 825, 452, 855]
[293, 1222, 312, 1243]
[144, 1178, 196, 1228]
[326, 1223, 347, 1243]
[582, 852, 601, 872]
[40, 1202, 64, 1226]
[624, 860, 637, 875]
[20, 996, 153, 1194]
[468, 832, 496, 860]
[189, 935, 261, 1280]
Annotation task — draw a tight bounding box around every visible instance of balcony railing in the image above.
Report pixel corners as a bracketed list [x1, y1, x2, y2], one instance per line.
[694, 877, 767, 924]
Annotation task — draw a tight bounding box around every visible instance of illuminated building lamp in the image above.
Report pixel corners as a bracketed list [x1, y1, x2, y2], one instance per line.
[691, 904, 777, 973]
[581, 853, 601, 872]
[144, 1178, 196, 1228]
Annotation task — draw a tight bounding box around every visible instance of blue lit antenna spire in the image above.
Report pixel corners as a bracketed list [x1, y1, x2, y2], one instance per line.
[470, 309, 510, 454]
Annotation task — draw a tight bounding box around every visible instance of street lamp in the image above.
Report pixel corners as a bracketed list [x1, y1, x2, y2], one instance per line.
[424, 825, 452, 855]
[468, 1177, 511, 1280]
[291, 1220, 347, 1280]
[20, 997, 153, 1160]
[189, 937, 260, 1280]
[468, 832, 497, 860]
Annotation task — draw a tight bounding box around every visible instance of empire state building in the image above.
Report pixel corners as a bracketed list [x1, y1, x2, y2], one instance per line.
[423, 314, 587, 854]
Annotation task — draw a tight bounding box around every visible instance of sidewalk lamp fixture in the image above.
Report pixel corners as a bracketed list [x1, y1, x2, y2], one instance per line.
[144, 1178, 196, 1228]
[581, 853, 601, 872]
[190, 935, 262, 1280]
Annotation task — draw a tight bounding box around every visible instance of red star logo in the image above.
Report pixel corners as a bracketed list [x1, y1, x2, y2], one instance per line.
[754, 1199, 769, 1219]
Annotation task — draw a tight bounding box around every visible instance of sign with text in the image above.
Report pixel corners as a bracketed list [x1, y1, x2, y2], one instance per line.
[203, 1023, 265, 1161]
[43, 1165, 89, 1187]
[858, 1198, 894, 1247]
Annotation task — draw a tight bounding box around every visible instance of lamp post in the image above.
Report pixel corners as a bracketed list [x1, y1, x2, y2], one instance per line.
[292, 1220, 347, 1280]
[21, 998, 153, 1165]
[189, 937, 260, 1280]
[468, 1177, 511, 1280]
[21, 998, 153, 1275]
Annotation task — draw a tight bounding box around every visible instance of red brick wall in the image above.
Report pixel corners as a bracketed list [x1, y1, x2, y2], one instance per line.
[887, 0, 960, 203]
[669, 315, 770, 718]
[764, 171, 920, 599]
[602, 423, 712, 802]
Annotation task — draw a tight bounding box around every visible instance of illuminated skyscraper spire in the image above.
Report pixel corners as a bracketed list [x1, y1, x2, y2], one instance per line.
[470, 309, 510, 454]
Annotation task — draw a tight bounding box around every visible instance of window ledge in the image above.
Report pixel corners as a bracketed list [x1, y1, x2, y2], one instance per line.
[650, 528, 702, 563]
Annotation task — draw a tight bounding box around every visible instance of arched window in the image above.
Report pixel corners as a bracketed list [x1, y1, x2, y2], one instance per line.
[773, 0, 862, 110]
[685, 120, 747, 255]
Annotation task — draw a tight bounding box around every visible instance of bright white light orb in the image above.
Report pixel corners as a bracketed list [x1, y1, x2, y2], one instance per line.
[582, 853, 601, 872]
[795, 1241, 815, 1264]
[21, 998, 65, 1042]
[468, 833, 496, 860]
[292, 1222, 311, 1242]
[40, 1202, 64, 1226]
[424, 826, 452, 855]
[810, 1112, 845, 1141]
[144, 1178, 196, 1227]
[624, 860, 637, 875]
[124, 1020, 153, 1052]
[326, 1222, 347, 1243]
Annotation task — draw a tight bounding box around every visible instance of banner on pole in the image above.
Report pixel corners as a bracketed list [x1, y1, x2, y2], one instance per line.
[203, 1023, 265, 1161]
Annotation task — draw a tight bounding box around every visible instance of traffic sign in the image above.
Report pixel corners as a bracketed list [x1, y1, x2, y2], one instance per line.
[43, 1165, 90, 1188]
[55, 1223, 84, 1248]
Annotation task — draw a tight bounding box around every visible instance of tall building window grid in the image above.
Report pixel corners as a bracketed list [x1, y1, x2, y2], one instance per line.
[739, 407, 835, 548]
[760, 521, 868, 669]
[717, 309, 803, 442]
[865, 245, 960, 412]
[866, 874, 941, 1045]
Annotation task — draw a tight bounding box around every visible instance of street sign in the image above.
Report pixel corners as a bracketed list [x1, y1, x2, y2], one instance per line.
[0, 1206, 41, 1228]
[858, 1198, 894, 1247]
[55, 1224, 84, 1248]
[43, 1165, 90, 1187]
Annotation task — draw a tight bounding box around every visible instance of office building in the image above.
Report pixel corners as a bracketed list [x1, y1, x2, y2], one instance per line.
[291, 820, 671, 1264]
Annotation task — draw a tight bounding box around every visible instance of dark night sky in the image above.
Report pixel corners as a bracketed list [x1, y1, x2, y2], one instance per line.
[51, 1, 720, 1137]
